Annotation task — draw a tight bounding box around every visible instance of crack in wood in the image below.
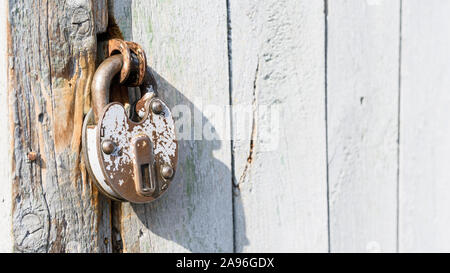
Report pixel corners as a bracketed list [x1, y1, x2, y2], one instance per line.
[236, 58, 259, 189]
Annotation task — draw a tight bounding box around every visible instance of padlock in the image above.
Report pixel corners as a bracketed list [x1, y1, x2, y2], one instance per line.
[82, 40, 178, 203]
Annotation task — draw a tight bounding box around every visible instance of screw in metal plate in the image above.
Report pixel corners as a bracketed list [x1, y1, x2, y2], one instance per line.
[161, 164, 174, 179]
[151, 99, 163, 114]
[102, 140, 115, 154]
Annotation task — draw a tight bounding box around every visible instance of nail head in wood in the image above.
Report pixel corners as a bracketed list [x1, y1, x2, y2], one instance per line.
[27, 151, 38, 162]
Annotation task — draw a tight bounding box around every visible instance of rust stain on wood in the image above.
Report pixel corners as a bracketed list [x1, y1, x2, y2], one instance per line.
[9, 0, 111, 252]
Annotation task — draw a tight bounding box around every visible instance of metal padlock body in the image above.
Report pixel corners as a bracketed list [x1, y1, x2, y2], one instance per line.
[82, 54, 178, 203]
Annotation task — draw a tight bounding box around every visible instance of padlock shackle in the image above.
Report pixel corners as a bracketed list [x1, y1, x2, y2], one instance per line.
[92, 54, 124, 123]
[91, 53, 158, 123]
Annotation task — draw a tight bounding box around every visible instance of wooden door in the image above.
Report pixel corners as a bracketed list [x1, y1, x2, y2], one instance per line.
[4, 0, 450, 253]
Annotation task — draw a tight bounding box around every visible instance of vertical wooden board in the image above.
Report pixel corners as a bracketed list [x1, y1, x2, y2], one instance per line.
[110, 0, 233, 252]
[327, 0, 400, 252]
[108, 0, 132, 40]
[230, 0, 328, 252]
[8, 0, 111, 252]
[93, 0, 108, 34]
[0, 0, 11, 252]
[399, 0, 450, 252]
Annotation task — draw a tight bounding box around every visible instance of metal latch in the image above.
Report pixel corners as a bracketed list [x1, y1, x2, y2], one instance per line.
[82, 39, 178, 203]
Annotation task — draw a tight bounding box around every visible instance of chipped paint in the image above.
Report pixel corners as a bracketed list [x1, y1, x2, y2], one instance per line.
[91, 99, 178, 203]
[100, 102, 176, 172]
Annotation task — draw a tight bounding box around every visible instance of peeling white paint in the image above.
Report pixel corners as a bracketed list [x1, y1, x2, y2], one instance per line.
[99, 102, 177, 187]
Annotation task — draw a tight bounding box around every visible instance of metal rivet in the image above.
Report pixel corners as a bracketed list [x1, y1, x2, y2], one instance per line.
[151, 100, 163, 114]
[102, 140, 115, 154]
[161, 165, 174, 179]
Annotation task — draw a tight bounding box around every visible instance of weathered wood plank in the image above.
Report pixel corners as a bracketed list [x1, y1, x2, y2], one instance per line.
[8, 0, 111, 252]
[109, 0, 233, 252]
[0, 0, 12, 252]
[108, 0, 132, 40]
[327, 0, 400, 252]
[230, 0, 328, 252]
[399, 0, 450, 252]
[94, 0, 108, 34]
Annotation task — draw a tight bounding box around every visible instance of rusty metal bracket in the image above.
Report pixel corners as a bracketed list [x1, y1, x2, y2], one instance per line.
[108, 39, 147, 87]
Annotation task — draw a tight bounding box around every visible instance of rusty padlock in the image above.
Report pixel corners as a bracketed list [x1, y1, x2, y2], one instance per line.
[82, 40, 178, 203]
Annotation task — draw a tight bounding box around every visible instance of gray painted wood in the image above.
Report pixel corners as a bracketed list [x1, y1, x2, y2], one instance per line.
[5, 0, 450, 254]
[399, 0, 450, 252]
[229, 0, 329, 252]
[8, 0, 111, 252]
[109, 0, 233, 252]
[327, 0, 400, 252]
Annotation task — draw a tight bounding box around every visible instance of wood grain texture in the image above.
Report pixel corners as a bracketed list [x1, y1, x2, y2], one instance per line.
[327, 0, 400, 252]
[108, 0, 132, 40]
[94, 0, 108, 35]
[399, 0, 450, 252]
[0, 0, 12, 252]
[8, 0, 111, 252]
[230, 0, 328, 252]
[109, 0, 233, 252]
[7, 0, 450, 254]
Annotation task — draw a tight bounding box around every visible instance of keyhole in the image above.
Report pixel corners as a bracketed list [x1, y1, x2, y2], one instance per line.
[140, 163, 152, 191]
